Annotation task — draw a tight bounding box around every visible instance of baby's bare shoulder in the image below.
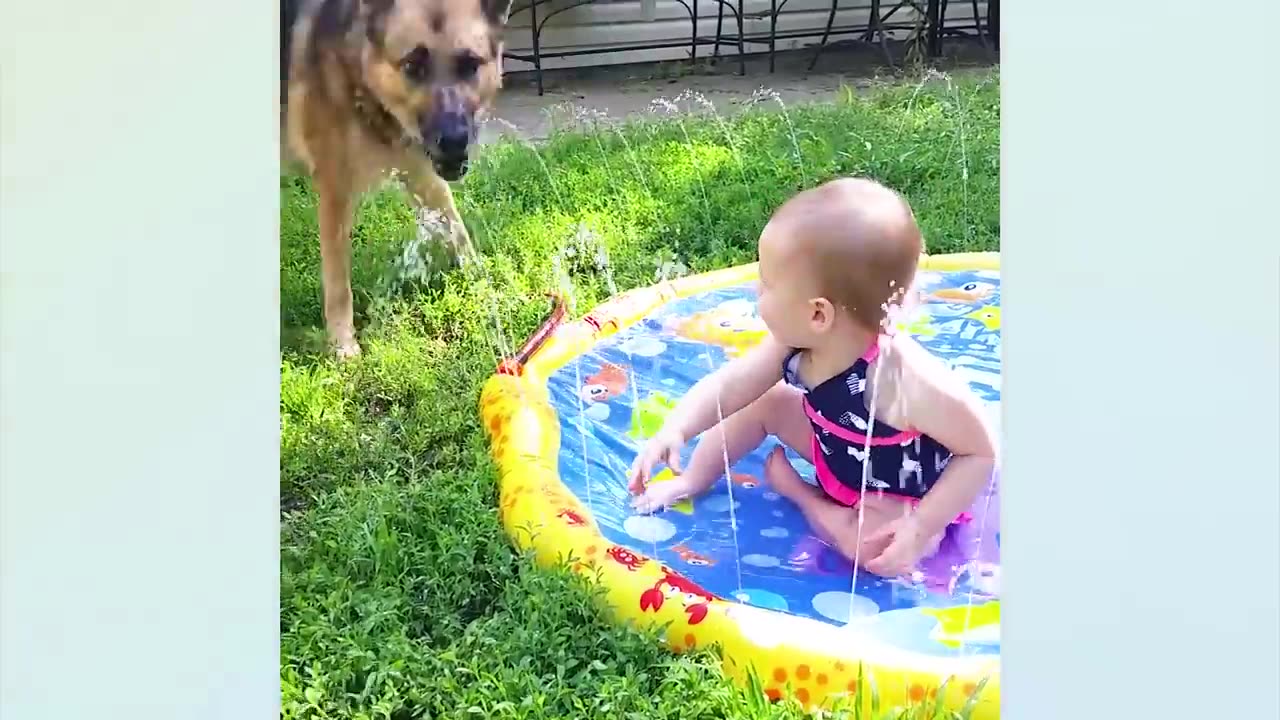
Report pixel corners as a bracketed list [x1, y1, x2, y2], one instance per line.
[888, 333, 943, 370]
[889, 334, 996, 454]
[888, 334, 975, 401]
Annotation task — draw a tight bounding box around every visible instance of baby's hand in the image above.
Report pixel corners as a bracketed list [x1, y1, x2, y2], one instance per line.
[627, 427, 685, 494]
[864, 515, 934, 577]
[631, 475, 693, 515]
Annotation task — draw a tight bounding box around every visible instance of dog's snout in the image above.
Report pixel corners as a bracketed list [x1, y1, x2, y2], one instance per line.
[425, 88, 475, 180]
[428, 87, 474, 160]
[437, 117, 471, 157]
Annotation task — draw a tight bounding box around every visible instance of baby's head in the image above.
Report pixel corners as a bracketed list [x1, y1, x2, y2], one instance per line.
[757, 177, 922, 349]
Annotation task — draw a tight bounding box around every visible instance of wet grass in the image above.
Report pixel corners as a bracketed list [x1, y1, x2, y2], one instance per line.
[280, 70, 999, 719]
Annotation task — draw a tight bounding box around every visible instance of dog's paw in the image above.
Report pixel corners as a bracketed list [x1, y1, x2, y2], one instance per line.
[444, 243, 474, 270]
[334, 339, 362, 360]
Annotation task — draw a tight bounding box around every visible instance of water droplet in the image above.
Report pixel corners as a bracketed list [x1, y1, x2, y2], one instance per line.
[623, 515, 677, 543]
[811, 591, 880, 623]
[703, 496, 741, 513]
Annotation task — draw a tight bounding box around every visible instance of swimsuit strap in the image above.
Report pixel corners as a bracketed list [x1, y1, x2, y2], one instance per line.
[859, 334, 889, 363]
[786, 335, 888, 391]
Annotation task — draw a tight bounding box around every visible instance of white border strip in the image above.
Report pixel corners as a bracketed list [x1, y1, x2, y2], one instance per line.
[2, 2, 280, 718]
[1004, 1, 1279, 717]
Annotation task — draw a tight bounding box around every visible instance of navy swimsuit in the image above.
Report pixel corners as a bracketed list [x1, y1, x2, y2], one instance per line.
[782, 337, 971, 522]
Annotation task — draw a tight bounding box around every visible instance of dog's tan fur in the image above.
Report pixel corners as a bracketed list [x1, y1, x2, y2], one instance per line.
[282, 0, 510, 357]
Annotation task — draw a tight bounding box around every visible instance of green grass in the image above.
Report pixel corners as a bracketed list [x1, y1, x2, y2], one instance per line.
[281, 70, 999, 720]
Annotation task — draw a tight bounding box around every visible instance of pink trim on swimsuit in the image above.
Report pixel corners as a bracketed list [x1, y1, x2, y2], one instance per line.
[803, 335, 972, 524]
[860, 336, 882, 363]
[804, 402, 922, 447]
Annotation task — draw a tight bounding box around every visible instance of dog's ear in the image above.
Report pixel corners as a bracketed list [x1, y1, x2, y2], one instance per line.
[482, 0, 513, 26]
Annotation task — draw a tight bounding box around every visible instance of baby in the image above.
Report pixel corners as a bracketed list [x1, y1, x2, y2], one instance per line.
[627, 177, 998, 578]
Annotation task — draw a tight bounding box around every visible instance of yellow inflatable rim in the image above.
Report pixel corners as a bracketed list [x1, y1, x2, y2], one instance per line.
[479, 252, 1001, 717]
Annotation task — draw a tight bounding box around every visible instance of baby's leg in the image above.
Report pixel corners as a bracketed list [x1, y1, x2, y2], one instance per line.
[764, 448, 938, 573]
[633, 382, 811, 513]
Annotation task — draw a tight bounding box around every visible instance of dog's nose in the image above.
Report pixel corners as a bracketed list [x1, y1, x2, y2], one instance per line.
[439, 128, 468, 158]
[436, 114, 471, 159]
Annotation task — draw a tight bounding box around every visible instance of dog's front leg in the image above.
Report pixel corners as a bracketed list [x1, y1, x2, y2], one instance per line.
[405, 165, 474, 267]
[314, 172, 361, 359]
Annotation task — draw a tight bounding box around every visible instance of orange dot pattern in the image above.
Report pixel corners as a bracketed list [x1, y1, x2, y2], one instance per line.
[760, 662, 989, 716]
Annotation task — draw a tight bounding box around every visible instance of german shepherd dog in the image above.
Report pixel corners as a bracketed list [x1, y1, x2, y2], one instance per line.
[281, 0, 511, 358]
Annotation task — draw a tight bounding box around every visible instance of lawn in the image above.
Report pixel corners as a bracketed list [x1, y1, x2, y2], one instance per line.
[280, 69, 1000, 720]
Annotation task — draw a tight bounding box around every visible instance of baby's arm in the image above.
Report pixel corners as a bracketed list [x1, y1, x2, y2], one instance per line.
[628, 334, 790, 492]
[896, 339, 999, 536]
[661, 334, 790, 442]
[630, 336, 789, 511]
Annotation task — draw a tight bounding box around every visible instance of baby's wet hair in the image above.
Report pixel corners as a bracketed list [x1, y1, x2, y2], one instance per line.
[775, 177, 923, 331]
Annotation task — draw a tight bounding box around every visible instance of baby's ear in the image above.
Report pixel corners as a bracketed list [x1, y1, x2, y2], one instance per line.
[807, 297, 834, 328]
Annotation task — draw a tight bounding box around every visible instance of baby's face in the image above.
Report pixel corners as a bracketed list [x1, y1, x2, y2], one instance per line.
[756, 223, 820, 348]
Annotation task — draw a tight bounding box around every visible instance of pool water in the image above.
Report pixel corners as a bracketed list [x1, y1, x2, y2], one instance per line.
[547, 269, 1002, 658]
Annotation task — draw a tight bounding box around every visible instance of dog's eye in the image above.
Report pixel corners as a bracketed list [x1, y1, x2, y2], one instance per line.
[400, 46, 431, 83]
[456, 51, 483, 81]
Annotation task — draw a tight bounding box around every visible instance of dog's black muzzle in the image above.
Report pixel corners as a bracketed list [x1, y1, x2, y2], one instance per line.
[423, 88, 476, 182]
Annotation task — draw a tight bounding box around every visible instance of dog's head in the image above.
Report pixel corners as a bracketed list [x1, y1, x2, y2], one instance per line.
[361, 0, 511, 180]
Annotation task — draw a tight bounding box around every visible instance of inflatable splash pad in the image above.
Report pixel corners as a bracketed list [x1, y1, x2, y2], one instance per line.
[480, 252, 1001, 717]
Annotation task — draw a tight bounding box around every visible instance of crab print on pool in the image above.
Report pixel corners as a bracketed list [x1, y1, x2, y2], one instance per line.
[550, 270, 1002, 659]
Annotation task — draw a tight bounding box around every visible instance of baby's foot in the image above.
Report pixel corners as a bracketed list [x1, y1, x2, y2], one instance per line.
[786, 535, 827, 571]
[631, 480, 689, 515]
[764, 446, 812, 501]
[787, 535, 853, 575]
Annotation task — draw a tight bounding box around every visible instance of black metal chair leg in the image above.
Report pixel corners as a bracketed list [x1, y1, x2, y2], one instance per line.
[768, 0, 777, 73]
[988, 0, 998, 51]
[691, 0, 699, 62]
[807, 0, 840, 71]
[713, 0, 725, 60]
[736, 0, 746, 75]
[530, 1, 545, 95]
[969, 0, 987, 49]
[925, 0, 943, 58]
[938, 0, 949, 57]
